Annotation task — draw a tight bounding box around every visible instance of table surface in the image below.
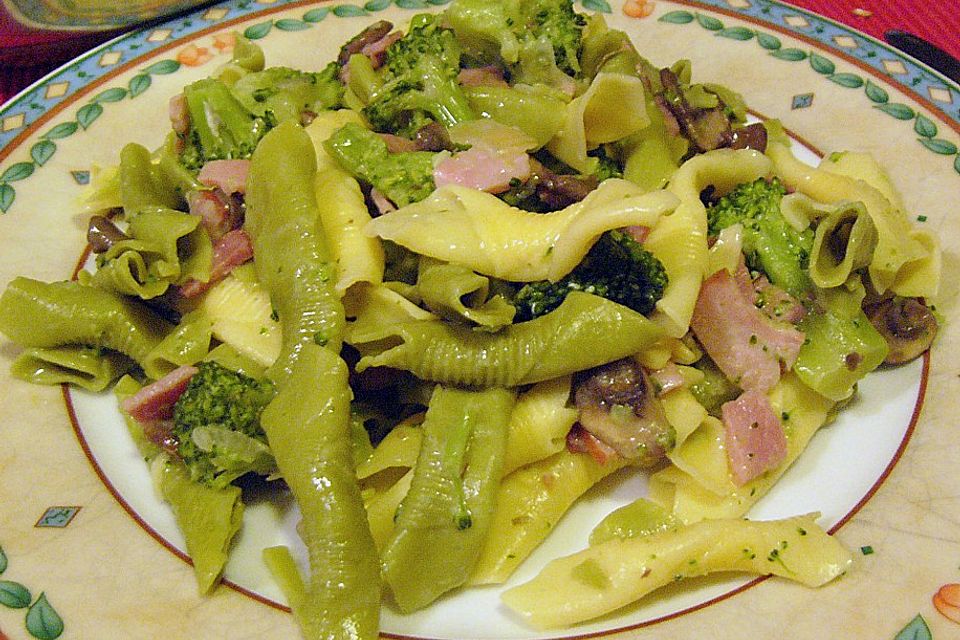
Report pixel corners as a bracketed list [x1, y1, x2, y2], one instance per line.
[0, 0, 957, 104]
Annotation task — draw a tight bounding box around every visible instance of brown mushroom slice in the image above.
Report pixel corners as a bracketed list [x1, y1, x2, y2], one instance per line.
[865, 296, 938, 364]
[573, 358, 674, 467]
[87, 215, 130, 253]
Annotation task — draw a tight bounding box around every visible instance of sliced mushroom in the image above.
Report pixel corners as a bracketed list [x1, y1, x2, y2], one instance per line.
[87, 215, 129, 253]
[573, 358, 674, 467]
[865, 296, 938, 364]
[338, 20, 394, 67]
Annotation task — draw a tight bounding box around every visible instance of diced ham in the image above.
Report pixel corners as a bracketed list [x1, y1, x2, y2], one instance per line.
[566, 424, 619, 466]
[368, 188, 396, 216]
[121, 365, 198, 423]
[433, 146, 531, 194]
[649, 362, 685, 396]
[691, 267, 805, 393]
[721, 390, 787, 485]
[623, 225, 651, 245]
[378, 133, 418, 154]
[179, 229, 254, 298]
[360, 31, 402, 69]
[169, 93, 189, 136]
[753, 275, 806, 324]
[198, 159, 250, 195]
[187, 188, 243, 242]
[457, 65, 509, 88]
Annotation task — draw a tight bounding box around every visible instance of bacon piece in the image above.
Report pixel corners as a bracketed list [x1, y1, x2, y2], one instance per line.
[433, 146, 531, 194]
[721, 390, 787, 485]
[566, 424, 619, 466]
[753, 274, 806, 324]
[361, 31, 402, 68]
[198, 159, 250, 195]
[691, 268, 805, 393]
[187, 188, 243, 242]
[458, 65, 509, 88]
[623, 225, 651, 245]
[649, 362, 685, 396]
[169, 93, 189, 136]
[121, 365, 198, 423]
[180, 229, 254, 298]
[378, 133, 418, 154]
[368, 188, 396, 216]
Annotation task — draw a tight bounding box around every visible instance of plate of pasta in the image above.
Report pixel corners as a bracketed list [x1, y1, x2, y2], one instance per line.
[0, 1, 956, 639]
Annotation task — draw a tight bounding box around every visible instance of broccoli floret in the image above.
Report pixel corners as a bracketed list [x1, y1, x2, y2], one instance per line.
[324, 121, 437, 207]
[364, 14, 475, 137]
[513, 229, 667, 321]
[231, 62, 344, 122]
[707, 178, 814, 297]
[446, 0, 586, 78]
[179, 78, 270, 172]
[172, 361, 277, 488]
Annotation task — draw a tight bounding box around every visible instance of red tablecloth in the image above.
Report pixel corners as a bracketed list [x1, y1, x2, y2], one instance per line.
[1, 0, 958, 103]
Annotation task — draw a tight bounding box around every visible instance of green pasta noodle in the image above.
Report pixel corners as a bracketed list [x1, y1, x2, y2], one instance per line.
[142, 310, 214, 380]
[11, 346, 133, 391]
[415, 257, 516, 329]
[245, 120, 345, 385]
[354, 291, 663, 387]
[119, 142, 181, 216]
[381, 385, 516, 612]
[808, 201, 878, 289]
[0, 277, 171, 368]
[463, 85, 567, 148]
[259, 344, 380, 640]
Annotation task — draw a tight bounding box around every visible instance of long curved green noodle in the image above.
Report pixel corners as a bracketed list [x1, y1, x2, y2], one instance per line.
[11, 345, 132, 391]
[0, 277, 170, 368]
[259, 344, 380, 640]
[381, 385, 516, 612]
[808, 201, 878, 289]
[119, 142, 181, 215]
[415, 257, 516, 329]
[354, 291, 663, 387]
[244, 120, 345, 385]
[141, 310, 213, 380]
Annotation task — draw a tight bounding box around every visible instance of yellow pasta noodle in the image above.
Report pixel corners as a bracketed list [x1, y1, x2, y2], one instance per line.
[503, 376, 579, 476]
[366, 180, 677, 282]
[501, 513, 851, 629]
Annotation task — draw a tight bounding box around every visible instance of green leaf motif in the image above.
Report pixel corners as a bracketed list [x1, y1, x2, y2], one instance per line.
[864, 80, 889, 103]
[716, 27, 754, 41]
[581, 0, 612, 12]
[0, 184, 14, 214]
[919, 138, 958, 155]
[828, 72, 864, 88]
[0, 546, 6, 574]
[244, 21, 273, 39]
[76, 103, 103, 129]
[128, 74, 151, 97]
[364, 0, 391, 10]
[26, 593, 64, 640]
[0, 162, 34, 183]
[875, 103, 915, 120]
[695, 13, 724, 31]
[92, 87, 127, 103]
[332, 3, 367, 16]
[914, 114, 937, 138]
[659, 10, 694, 24]
[809, 53, 835, 75]
[953, 153, 960, 176]
[893, 614, 932, 640]
[41, 122, 78, 140]
[427, 0, 453, 5]
[142, 59, 180, 75]
[274, 18, 310, 31]
[31, 141, 56, 167]
[756, 32, 781, 50]
[0, 580, 31, 609]
[302, 7, 329, 21]
[771, 48, 807, 61]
